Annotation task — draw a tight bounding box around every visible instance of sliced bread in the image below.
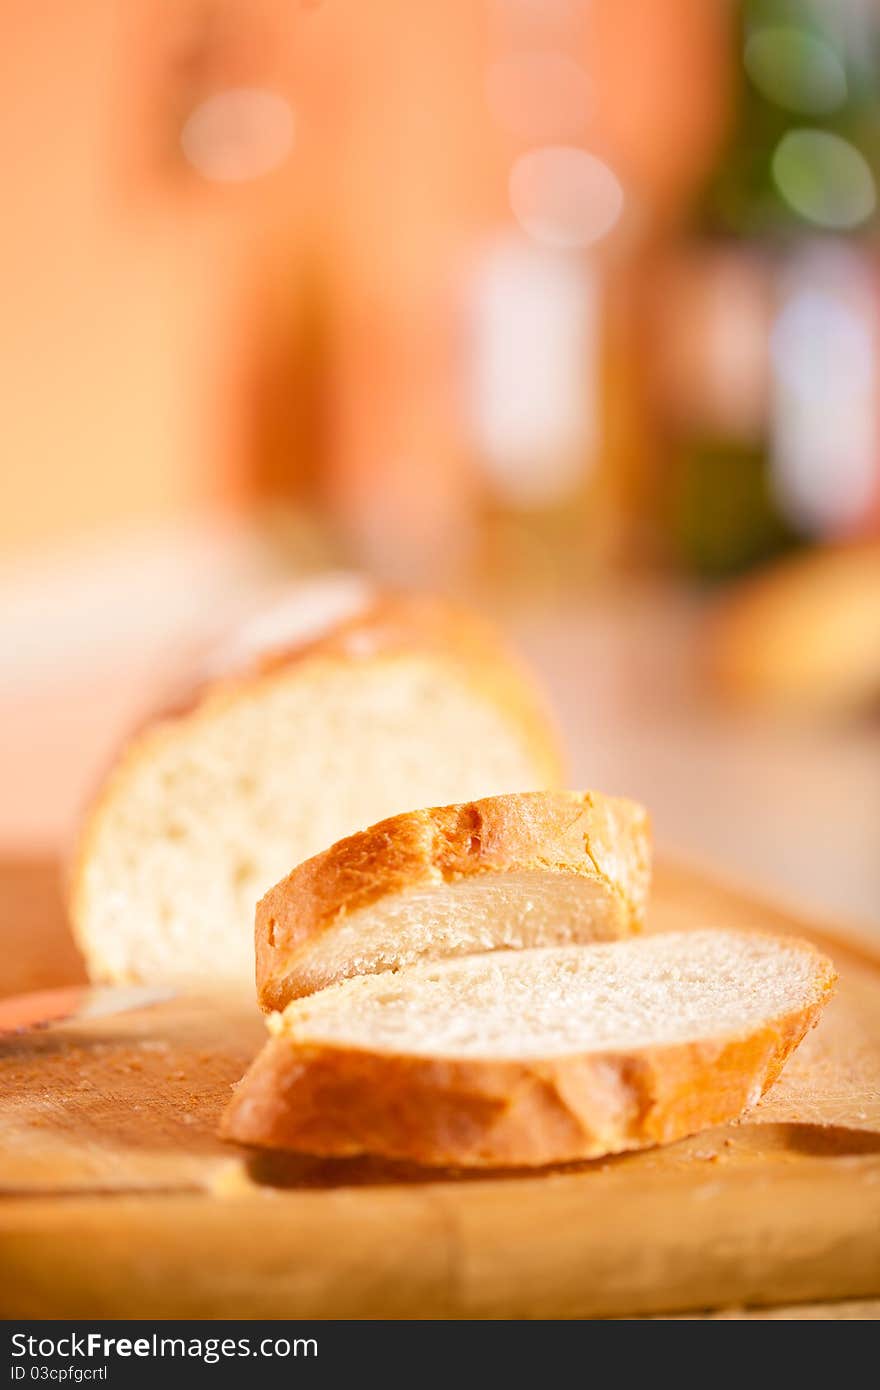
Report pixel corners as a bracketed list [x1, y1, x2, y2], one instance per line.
[256, 790, 651, 1010]
[709, 541, 880, 717]
[71, 579, 563, 989]
[223, 930, 836, 1167]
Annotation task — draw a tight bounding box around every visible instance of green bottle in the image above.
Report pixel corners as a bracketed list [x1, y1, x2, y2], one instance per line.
[668, 0, 880, 580]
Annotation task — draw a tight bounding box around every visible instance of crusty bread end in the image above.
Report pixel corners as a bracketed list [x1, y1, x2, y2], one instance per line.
[70, 587, 564, 989]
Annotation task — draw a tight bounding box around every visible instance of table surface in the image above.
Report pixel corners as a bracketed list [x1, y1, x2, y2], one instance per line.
[2, 856, 878, 1319]
[1, 580, 878, 1319]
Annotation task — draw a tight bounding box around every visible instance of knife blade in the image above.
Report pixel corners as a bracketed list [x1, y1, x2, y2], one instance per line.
[0, 984, 175, 1035]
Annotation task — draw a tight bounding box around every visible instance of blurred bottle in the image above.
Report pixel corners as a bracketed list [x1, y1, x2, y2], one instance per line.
[460, 2, 642, 596]
[654, 0, 880, 580]
[465, 0, 734, 593]
[464, 215, 627, 595]
[247, 0, 736, 592]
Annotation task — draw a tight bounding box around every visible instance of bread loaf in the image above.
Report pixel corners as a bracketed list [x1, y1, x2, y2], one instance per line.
[71, 578, 563, 988]
[709, 542, 880, 716]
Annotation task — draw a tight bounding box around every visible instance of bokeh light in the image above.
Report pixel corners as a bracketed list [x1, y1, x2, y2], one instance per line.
[508, 146, 624, 249]
[744, 27, 847, 115]
[485, 52, 592, 140]
[180, 88, 295, 183]
[771, 128, 876, 229]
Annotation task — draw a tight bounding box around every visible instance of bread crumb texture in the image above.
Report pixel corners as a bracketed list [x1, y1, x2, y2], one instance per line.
[72, 592, 563, 988]
[256, 790, 651, 1007]
[224, 930, 836, 1167]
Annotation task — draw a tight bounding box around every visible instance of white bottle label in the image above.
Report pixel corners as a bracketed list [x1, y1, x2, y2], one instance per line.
[770, 241, 879, 536]
[466, 234, 598, 507]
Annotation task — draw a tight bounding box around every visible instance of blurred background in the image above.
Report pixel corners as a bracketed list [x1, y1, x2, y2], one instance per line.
[2, 0, 879, 943]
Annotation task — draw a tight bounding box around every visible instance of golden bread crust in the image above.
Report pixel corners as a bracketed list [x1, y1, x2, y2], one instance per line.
[256, 790, 652, 1011]
[223, 942, 836, 1168]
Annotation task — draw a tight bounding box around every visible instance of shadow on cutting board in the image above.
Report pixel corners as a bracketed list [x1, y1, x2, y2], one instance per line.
[240, 1121, 880, 1191]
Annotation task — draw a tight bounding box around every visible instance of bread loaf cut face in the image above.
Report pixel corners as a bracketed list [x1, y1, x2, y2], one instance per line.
[71, 585, 563, 990]
[224, 930, 836, 1168]
[257, 790, 651, 1010]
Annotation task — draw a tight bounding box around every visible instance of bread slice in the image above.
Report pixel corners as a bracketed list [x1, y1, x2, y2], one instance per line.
[71, 579, 563, 990]
[709, 541, 880, 717]
[223, 930, 836, 1168]
[257, 790, 651, 1010]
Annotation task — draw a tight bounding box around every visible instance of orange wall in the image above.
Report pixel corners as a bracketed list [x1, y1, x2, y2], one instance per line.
[0, 0, 730, 562]
[0, 0, 306, 558]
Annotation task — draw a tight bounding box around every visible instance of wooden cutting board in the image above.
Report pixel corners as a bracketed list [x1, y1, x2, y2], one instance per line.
[1, 860, 879, 1319]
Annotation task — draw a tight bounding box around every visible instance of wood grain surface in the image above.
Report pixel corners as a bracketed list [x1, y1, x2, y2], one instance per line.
[0, 860, 878, 1319]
